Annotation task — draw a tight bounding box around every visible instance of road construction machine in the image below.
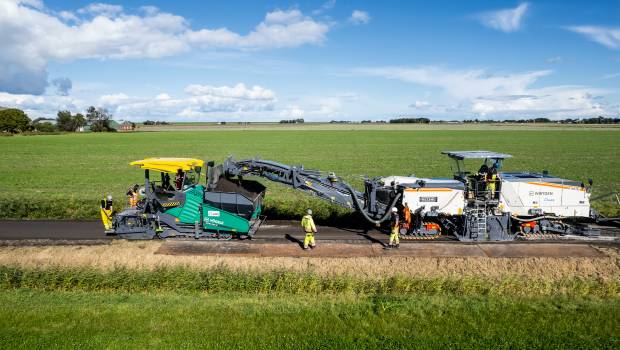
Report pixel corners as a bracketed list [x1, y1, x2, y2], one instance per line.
[102, 151, 604, 241]
[101, 158, 266, 240]
[383, 151, 599, 241]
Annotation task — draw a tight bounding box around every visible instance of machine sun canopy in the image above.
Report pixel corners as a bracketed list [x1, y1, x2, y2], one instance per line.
[130, 158, 205, 173]
[441, 151, 513, 160]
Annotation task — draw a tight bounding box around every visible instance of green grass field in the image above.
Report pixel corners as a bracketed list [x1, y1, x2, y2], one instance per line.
[1, 290, 617, 349]
[0, 264, 618, 349]
[1, 126, 619, 220]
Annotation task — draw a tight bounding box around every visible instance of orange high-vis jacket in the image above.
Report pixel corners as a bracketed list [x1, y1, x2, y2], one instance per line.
[403, 206, 411, 225]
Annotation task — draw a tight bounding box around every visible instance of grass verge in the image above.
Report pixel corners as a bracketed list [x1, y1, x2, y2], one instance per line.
[0, 289, 618, 349]
[1, 265, 618, 298]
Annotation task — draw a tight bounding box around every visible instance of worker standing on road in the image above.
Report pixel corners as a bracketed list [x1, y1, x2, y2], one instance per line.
[301, 209, 317, 250]
[386, 207, 400, 249]
[100, 195, 114, 232]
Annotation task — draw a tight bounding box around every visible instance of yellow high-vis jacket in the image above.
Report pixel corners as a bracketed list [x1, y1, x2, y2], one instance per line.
[301, 215, 317, 233]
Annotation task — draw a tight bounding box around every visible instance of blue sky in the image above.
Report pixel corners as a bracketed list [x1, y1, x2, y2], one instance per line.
[0, 0, 619, 121]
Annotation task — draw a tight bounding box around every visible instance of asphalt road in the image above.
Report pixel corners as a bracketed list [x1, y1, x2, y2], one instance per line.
[0, 220, 617, 246]
[0, 220, 390, 242]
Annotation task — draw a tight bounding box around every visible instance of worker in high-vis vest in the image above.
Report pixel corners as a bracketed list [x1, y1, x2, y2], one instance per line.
[386, 207, 400, 249]
[100, 195, 114, 233]
[402, 202, 412, 232]
[487, 167, 498, 199]
[301, 209, 317, 250]
[127, 184, 140, 208]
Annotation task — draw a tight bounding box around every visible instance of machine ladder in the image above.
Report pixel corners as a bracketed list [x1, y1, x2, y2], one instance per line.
[469, 202, 488, 240]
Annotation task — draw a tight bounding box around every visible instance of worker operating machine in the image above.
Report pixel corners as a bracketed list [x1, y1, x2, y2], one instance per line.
[101, 151, 605, 241]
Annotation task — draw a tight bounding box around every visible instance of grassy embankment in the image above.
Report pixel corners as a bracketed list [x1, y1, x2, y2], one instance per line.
[1, 240, 618, 348]
[0, 289, 616, 349]
[0, 262, 618, 349]
[0, 127, 618, 221]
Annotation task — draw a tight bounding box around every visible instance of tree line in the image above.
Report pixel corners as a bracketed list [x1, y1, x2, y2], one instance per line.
[389, 118, 431, 124]
[0, 106, 116, 133]
[462, 116, 620, 124]
[279, 118, 305, 124]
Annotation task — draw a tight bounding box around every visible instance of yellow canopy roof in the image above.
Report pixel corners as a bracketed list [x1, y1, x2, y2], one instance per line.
[130, 158, 205, 173]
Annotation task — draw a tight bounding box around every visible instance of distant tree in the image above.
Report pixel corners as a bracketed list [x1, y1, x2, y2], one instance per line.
[56, 110, 86, 132]
[389, 117, 430, 124]
[86, 106, 115, 132]
[33, 121, 57, 132]
[73, 113, 85, 131]
[0, 108, 31, 133]
[56, 110, 74, 131]
[279, 118, 305, 124]
[533, 118, 551, 123]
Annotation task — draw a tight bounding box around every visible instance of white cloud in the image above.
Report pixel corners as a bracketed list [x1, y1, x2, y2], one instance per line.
[239, 9, 329, 49]
[349, 10, 370, 25]
[313, 0, 336, 15]
[98, 93, 129, 107]
[476, 3, 529, 32]
[356, 66, 551, 100]
[58, 10, 78, 22]
[0, 82, 277, 121]
[105, 83, 277, 119]
[356, 65, 613, 118]
[184, 83, 275, 100]
[0, 1, 330, 94]
[280, 94, 355, 119]
[567, 26, 620, 50]
[264, 9, 303, 24]
[0, 91, 81, 116]
[77, 3, 123, 17]
[546, 56, 562, 64]
[410, 100, 429, 109]
[280, 105, 305, 118]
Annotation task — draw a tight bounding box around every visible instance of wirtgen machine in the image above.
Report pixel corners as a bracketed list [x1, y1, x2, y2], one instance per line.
[382, 151, 599, 241]
[102, 152, 606, 241]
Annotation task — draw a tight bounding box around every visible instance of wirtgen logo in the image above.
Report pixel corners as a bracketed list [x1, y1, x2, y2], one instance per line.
[529, 191, 553, 196]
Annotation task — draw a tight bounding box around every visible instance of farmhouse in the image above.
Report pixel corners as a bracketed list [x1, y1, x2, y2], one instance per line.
[119, 121, 136, 132]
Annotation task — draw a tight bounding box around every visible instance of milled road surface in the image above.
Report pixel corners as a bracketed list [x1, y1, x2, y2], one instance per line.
[0, 220, 618, 257]
[0, 220, 390, 242]
[1, 220, 618, 254]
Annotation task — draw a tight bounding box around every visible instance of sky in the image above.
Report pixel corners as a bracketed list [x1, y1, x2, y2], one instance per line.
[0, 0, 619, 121]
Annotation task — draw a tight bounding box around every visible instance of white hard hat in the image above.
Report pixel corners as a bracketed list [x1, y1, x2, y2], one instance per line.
[307, 209, 313, 215]
[106, 195, 113, 201]
[391, 207, 397, 212]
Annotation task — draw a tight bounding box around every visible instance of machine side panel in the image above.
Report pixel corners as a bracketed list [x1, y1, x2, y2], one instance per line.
[164, 186, 203, 224]
[202, 205, 251, 233]
[500, 180, 589, 217]
[402, 188, 464, 215]
[498, 180, 524, 214]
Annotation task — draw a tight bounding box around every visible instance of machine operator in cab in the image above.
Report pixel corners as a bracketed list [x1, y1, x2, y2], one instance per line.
[127, 184, 140, 208]
[487, 165, 499, 199]
[386, 207, 400, 249]
[301, 209, 317, 250]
